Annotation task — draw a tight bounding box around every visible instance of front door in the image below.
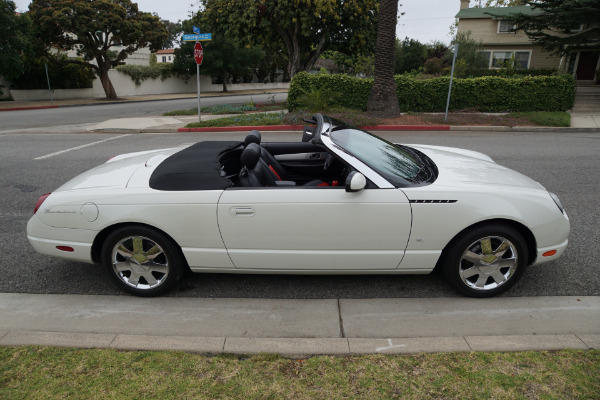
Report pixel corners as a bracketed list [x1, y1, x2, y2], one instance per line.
[217, 187, 411, 271]
[576, 51, 600, 80]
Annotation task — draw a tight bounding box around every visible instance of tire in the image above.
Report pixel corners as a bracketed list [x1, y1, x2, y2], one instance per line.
[442, 224, 528, 298]
[101, 226, 186, 297]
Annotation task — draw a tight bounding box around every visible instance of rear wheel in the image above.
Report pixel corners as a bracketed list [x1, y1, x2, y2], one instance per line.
[442, 224, 528, 298]
[101, 226, 186, 297]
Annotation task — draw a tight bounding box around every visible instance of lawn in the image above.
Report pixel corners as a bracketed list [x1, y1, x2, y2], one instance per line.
[1, 346, 599, 399]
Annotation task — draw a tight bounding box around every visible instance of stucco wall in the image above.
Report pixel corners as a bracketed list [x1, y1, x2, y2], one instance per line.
[10, 88, 94, 101]
[92, 69, 289, 98]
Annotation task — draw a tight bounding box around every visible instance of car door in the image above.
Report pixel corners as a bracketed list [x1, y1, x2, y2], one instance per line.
[217, 187, 411, 271]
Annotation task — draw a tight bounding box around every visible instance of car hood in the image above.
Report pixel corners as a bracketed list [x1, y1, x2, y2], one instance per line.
[55, 147, 184, 191]
[409, 144, 545, 190]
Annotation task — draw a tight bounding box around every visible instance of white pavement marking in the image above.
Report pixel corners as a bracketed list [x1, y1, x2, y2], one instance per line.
[34, 134, 131, 160]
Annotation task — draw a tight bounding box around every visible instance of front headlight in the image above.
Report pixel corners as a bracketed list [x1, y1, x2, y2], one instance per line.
[549, 192, 565, 214]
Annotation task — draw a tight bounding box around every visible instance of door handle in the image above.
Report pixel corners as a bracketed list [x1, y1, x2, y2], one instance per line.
[230, 207, 255, 217]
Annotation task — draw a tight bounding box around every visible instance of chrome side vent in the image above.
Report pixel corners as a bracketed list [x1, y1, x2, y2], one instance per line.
[409, 200, 458, 204]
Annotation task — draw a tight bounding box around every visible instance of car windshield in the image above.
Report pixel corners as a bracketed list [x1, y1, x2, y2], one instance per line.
[328, 125, 427, 186]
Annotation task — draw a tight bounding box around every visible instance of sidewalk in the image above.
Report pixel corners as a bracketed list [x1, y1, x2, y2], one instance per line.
[2, 91, 598, 132]
[1, 293, 598, 355]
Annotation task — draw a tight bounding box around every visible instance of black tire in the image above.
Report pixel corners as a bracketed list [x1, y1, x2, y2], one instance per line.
[442, 224, 528, 298]
[101, 226, 186, 297]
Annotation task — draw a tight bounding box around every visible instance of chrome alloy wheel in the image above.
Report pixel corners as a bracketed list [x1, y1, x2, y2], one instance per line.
[111, 236, 169, 290]
[458, 236, 518, 291]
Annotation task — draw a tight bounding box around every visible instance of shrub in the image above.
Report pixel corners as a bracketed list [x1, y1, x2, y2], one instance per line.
[287, 72, 575, 112]
[115, 63, 174, 86]
[424, 58, 443, 75]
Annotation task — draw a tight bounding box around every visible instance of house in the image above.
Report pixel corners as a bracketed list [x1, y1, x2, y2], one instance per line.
[455, 0, 599, 82]
[156, 49, 175, 64]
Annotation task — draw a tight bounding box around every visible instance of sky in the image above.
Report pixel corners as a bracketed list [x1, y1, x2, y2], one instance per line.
[12, 0, 461, 45]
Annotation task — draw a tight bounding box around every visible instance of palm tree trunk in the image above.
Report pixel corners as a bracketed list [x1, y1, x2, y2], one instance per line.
[367, 0, 400, 116]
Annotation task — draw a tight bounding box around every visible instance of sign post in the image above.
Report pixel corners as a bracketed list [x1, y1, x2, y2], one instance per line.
[194, 42, 204, 122]
[445, 44, 459, 123]
[183, 29, 211, 123]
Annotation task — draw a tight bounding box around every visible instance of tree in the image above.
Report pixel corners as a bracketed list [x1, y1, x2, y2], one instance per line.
[450, 31, 489, 77]
[172, 19, 265, 92]
[503, 0, 600, 55]
[367, 0, 401, 116]
[394, 37, 427, 74]
[161, 19, 183, 49]
[200, 0, 378, 79]
[0, 0, 34, 82]
[29, 0, 167, 99]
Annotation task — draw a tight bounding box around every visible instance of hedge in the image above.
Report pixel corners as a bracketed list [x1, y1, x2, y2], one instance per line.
[287, 71, 575, 112]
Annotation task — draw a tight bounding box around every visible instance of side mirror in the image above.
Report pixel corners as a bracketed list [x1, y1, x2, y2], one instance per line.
[345, 171, 366, 192]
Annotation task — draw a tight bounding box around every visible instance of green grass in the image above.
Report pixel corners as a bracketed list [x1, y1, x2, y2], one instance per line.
[509, 111, 571, 127]
[164, 102, 287, 116]
[1, 346, 599, 399]
[185, 112, 286, 128]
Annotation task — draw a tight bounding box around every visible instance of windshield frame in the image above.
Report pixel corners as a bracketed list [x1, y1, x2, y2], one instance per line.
[316, 115, 435, 188]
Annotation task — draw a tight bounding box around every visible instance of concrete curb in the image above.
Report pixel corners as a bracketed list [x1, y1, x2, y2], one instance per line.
[179, 125, 452, 133]
[1, 331, 597, 355]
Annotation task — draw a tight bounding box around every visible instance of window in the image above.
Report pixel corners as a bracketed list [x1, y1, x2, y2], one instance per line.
[168, 56, 172, 61]
[162, 56, 166, 62]
[497, 19, 516, 33]
[490, 50, 530, 69]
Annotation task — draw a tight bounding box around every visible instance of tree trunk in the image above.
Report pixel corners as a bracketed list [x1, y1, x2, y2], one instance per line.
[98, 68, 117, 99]
[367, 0, 400, 117]
[222, 72, 228, 92]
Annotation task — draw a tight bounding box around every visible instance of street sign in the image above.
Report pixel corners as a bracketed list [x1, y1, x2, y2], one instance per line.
[193, 26, 200, 34]
[183, 33, 212, 41]
[194, 42, 203, 65]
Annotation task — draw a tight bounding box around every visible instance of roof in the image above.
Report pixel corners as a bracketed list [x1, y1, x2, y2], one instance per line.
[455, 5, 543, 19]
[156, 49, 175, 54]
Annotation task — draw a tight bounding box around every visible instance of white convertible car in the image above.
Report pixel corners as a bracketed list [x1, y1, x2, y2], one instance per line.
[27, 114, 569, 297]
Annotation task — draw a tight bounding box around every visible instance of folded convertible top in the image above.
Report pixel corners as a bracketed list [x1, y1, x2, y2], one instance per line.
[149, 141, 240, 191]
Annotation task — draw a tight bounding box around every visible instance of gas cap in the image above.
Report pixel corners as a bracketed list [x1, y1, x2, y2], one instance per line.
[80, 203, 99, 222]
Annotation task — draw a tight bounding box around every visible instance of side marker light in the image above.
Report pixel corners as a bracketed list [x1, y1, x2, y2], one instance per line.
[56, 246, 75, 252]
[543, 250, 557, 257]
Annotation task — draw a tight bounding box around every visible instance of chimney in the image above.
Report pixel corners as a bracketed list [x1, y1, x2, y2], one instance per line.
[460, 0, 470, 9]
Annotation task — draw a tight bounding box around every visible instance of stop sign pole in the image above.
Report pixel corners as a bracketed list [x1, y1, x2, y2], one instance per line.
[194, 41, 204, 122]
[183, 31, 211, 122]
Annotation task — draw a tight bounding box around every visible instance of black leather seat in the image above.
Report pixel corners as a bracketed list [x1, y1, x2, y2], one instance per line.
[239, 143, 279, 187]
[239, 143, 325, 187]
[244, 130, 287, 180]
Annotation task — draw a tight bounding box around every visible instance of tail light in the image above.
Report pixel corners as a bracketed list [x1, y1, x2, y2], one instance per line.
[34, 193, 51, 214]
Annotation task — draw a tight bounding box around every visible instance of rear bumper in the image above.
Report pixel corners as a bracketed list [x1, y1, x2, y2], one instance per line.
[27, 216, 96, 264]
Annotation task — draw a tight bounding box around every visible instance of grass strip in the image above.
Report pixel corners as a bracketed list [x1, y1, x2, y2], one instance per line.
[185, 112, 285, 128]
[1, 346, 599, 399]
[509, 111, 571, 127]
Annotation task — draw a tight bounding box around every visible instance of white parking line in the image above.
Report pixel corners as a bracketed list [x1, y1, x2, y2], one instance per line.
[34, 135, 131, 160]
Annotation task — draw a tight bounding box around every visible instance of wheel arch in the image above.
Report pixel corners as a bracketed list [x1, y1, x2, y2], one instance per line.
[436, 218, 537, 269]
[91, 222, 189, 267]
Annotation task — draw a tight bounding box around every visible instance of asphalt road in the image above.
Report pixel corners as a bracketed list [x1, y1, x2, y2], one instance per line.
[1, 129, 598, 298]
[0, 93, 287, 132]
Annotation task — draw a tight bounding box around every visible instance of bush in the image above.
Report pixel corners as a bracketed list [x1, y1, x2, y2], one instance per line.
[288, 72, 575, 112]
[11, 57, 95, 90]
[115, 63, 174, 86]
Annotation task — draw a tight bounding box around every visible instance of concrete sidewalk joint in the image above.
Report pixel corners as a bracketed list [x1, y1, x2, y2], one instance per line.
[2, 331, 598, 355]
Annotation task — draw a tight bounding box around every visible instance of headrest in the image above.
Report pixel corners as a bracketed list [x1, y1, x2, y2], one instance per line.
[241, 143, 261, 168]
[244, 130, 261, 146]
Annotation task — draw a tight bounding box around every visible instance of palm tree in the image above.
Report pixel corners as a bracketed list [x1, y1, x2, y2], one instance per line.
[367, 0, 400, 116]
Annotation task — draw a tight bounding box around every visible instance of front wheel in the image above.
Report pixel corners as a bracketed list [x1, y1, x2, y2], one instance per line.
[442, 224, 528, 298]
[101, 226, 186, 297]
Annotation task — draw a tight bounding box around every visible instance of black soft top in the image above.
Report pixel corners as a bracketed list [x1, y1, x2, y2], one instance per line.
[149, 141, 240, 191]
